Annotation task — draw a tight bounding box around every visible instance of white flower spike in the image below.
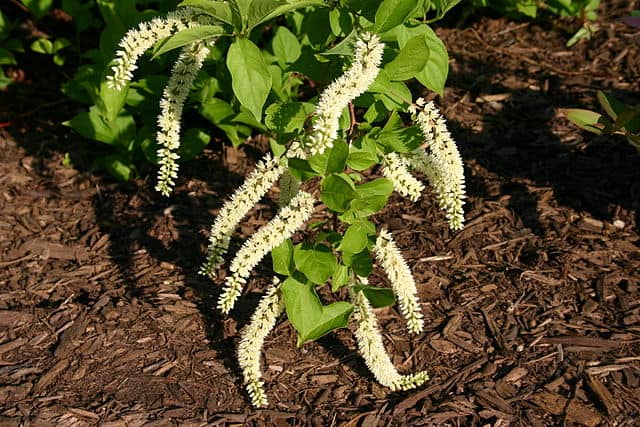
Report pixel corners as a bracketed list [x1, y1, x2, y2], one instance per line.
[288, 32, 384, 158]
[382, 152, 425, 202]
[201, 154, 286, 277]
[373, 229, 424, 334]
[155, 41, 211, 196]
[107, 8, 200, 91]
[352, 289, 429, 391]
[237, 278, 284, 408]
[217, 191, 315, 314]
[407, 98, 466, 230]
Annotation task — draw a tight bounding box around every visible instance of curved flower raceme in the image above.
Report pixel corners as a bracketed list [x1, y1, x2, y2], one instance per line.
[373, 229, 424, 334]
[217, 191, 315, 314]
[107, 8, 218, 196]
[382, 152, 425, 202]
[288, 32, 384, 159]
[352, 290, 429, 391]
[237, 278, 284, 408]
[107, 8, 201, 91]
[200, 155, 286, 277]
[155, 41, 211, 196]
[407, 98, 466, 230]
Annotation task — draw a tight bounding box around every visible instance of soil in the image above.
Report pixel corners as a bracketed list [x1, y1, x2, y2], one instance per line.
[1, 2, 640, 426]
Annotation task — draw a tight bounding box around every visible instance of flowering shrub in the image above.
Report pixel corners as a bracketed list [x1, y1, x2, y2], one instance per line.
[107, 0, 466, 407]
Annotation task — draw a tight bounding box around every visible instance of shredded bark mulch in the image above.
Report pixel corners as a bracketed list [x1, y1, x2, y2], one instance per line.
[1, 2, 639, 425]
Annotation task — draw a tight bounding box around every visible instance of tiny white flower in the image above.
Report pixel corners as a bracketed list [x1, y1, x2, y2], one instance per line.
[381, 153, 425, 202]
[217, 191, 315, 314]
[289, 32, 384, 158]
[406, 100, 466, 230]
[351, 289, 429, 391]
[237, 278, 284, 408]
[200, 155, 286, 277]
[373, 229, 424, 334]
[107, 8, 216, 91]
[155, 41, 211, 196]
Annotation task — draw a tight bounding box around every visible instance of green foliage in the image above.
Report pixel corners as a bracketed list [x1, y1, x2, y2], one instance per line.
[468, 0, 600, 46]
[281, 276, 353, 347]
[564, 91, 640, 152]
[30, 37, 71, 65]
[56, 0, 462, 349]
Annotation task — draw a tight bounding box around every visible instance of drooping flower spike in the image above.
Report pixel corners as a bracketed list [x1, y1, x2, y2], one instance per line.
[107, 8, 206, 91]
[200, 154, 286, 277]
[237, 278, 284, 407]
[351, 288, 429, 391]
[288, 32, 384, 159]
[107, 8, 218, 195]
[155, 41, 211, 196]
[373, 229, 424, 335]
[382, 152, 425, 202]
[407, 98, 466, 230]
[217, 191, 315, 314]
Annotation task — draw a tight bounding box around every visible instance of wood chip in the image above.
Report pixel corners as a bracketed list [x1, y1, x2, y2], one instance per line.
[529, 392, 602, 427]
[33, 359, 70, 395]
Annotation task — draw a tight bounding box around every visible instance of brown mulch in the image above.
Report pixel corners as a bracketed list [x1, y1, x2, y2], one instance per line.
[1, 2, 640, 426]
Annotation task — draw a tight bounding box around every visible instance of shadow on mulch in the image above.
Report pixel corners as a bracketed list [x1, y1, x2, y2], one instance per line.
[444, 54, 640, 234]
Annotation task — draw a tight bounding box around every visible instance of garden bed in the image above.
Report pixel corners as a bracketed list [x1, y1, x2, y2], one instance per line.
[1, 1, 639, 425]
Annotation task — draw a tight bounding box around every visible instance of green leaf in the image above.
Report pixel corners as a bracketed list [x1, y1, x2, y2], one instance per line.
[179, 128, 211, 161]
[0, 48, 16, 65]
[281, 276, 353, 347]
[377, 125, 423, 153]
[227, 38, 272, 121]
[294, 243, 338, 284]
[288, 158, 319, 181]
[597, 90, 627, 121]
[0, 11, 10, 40]
[265, 101, 313, 133]
[320, 29, 358, 56]
[200, 98, 252, 146]
[65, 107, 136, 147]
[368, 69, 390, 93]
[363, 100, 387, 123]
[102, 154, 134, 181]
[375, 111, 422, 152]
[431, 0, 463, 20]
[415, 25, 449, 96]
[338, 221, 372, 254]
[21, 0, 54, 19]
[272, 26, 301, 64]
[343, 249, 373, 276]
[320, 174, 357, 212]
[53, 53, 64, 66]
[247, 0, 326, 31]
[152, 25, 224, 59]
[347, 135, 379, 171]
[329, 8, 353, 36]
[353, 286, 395, 308]
[374, 0, 418, 33]
[52, 38, 71, 52]
[384, 33, 429, 81]
[308, 139, 349, 174]
[563, 108, 605, 135]
[30, 38, 53, 54]
[353, 178, 394, 215]
[272, 239, 295, 276]
[178, 0, 234, 25]
[331, 264, 350, 292]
